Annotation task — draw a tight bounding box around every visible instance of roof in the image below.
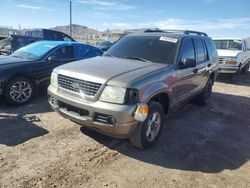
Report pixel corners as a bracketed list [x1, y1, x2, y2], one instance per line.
[128, 32, 208, 40]
[127, 29, 209, 39]
[213, 38, 242, 41]
[32, 40, 99, 49]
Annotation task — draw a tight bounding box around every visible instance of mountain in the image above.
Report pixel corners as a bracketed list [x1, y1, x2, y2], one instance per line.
[50, 24, 101, 39]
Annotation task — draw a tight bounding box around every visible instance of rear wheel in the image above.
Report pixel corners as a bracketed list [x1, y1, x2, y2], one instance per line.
[129, 101, 164, 149]
[196, 78, 213, 105]
[4, 77, 35, 105]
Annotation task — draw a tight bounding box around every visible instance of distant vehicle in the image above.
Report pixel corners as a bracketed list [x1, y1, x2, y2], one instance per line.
[48, 29, 218, 149]
[0, 29, 75, 56]
[0, 40, 102, 105]
[213, 38, 250, 74]
[96, 40, 114, 51]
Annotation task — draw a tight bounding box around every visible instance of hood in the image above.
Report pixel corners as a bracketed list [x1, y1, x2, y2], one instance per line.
[55, 56, 166, 87]
[0, 56, 28, 66]
[217, 49, 241, 57]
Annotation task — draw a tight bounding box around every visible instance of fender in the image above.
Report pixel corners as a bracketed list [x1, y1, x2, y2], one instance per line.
[141, 82, 171, 104]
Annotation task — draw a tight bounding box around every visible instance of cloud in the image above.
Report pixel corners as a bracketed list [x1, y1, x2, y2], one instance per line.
[16, 4, 41, 10]
[86, 12, 116, 18]
[127, 18, 250, 31]
[76, 0, 135, 10]
[16, 4, 54, 11]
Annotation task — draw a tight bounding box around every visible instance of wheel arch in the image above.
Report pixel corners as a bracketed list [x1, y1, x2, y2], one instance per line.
[148, 92, 170, 115]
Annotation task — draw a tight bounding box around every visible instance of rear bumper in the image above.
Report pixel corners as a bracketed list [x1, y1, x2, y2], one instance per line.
[48, 86, 138, 138]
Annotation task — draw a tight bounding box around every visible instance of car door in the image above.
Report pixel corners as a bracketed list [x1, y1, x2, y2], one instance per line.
[193, 38, 211, 89]
[41, 45, 76, 86]
[172, 38, 199, 104]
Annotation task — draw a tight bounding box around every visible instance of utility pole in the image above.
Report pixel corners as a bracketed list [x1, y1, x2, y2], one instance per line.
[70, 0, 72, 37]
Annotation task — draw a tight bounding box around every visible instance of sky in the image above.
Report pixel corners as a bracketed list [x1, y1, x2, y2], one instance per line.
[0, 0, 250, 38]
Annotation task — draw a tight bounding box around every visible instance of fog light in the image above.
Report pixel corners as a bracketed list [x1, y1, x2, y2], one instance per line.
[134, 103, 148, 122]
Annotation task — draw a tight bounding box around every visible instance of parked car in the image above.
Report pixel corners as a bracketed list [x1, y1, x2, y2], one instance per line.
[48, 29, 218, 149]
[0, 29, 75, 56]
[96, 40, 114, 51]
[0, 40, 102, 105]
[213, 38, 250, 74]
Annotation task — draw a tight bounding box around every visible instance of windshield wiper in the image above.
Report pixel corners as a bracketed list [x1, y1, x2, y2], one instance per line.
[123, 56, 151, 62]
[103, 53, 116, 58]
[11, 55, 22, 59]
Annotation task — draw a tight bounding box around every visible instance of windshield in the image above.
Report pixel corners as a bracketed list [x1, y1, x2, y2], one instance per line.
[11, 41, 59, 60]
[214, 40, 242, 50]
[106, 35, 178, 64]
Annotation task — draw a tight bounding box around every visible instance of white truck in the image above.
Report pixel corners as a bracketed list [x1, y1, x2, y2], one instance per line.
[213, 38, 250, 74]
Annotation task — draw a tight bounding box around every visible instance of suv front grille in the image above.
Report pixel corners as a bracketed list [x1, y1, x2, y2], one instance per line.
[58, 74, 102, 97]
[218, 57, 227, 64]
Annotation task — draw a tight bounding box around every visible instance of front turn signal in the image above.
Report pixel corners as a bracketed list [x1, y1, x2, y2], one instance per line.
[134, 103, 148, 122]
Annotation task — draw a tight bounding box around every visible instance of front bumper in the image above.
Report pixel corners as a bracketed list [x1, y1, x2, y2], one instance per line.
[48, 86, 138, 138]
[218, 64, 239, 74]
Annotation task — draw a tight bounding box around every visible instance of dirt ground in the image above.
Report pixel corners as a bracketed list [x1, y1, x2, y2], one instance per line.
[0, 72, 250, 188]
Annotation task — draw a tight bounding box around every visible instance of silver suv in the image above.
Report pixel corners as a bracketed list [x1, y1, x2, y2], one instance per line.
[48, 30, 218, 149]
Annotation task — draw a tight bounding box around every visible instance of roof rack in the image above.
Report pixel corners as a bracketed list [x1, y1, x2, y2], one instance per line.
[144, 29, 208, 36]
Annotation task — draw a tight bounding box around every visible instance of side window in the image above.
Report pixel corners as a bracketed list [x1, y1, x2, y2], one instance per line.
[243, 41, 247, 51]
[75, 45, 101, 59]
[202, 39, 209, 60]
[194, 38, 206, 62]
[205, 38, 217, 59]
[52, 46, 75, 60]
[180, 39, 195, 62]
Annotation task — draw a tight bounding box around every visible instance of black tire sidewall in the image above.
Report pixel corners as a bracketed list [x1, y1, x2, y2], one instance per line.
[4, 77, 35, 105]
[139, 102, 164, 149]
[204, 79, 213, 103]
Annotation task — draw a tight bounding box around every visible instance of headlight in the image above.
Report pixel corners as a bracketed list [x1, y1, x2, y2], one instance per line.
[51, 72, 58, 88]
[226, 57, 238, 65]
[100, 86, 126, 104]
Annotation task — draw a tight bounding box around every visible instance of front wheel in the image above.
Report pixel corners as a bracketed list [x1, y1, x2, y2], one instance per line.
[4, 77, 35, 105]
[129, 101, 164, 149]
[241, 63, 250, 74]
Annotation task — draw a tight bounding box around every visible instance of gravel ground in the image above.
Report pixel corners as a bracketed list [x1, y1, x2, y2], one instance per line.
[0, 72, 250, 188]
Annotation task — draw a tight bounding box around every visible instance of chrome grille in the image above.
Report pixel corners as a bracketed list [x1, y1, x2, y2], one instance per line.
[58, 74, 102, 96]
[218, 57, 227, 64]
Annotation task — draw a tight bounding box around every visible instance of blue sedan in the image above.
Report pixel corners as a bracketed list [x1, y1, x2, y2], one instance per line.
[0, 40, 102, 104]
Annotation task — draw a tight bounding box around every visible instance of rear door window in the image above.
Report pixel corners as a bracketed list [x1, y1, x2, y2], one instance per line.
[74, 45, 101, 59]
[194, 38, 206, 62]
[52, 46, 75, 60]
[205, 38, 217, 59]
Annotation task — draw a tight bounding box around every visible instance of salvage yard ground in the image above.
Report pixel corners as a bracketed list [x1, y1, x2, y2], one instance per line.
[0, 72, 250, 188]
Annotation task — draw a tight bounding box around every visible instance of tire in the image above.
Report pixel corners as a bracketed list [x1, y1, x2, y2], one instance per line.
[129, 101, 164, 149]
[241, 63, 249, 74]
[196, 78, 213, 105]
[4, 77, 35, 105]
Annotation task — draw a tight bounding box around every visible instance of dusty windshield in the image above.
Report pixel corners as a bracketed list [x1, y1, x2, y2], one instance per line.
[214, 40, 242, 50]
[106, 35, 179, 64]
[10, 41, 58, 60]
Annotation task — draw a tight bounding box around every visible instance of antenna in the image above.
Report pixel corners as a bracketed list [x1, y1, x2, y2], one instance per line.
[69, 0, 72, 37]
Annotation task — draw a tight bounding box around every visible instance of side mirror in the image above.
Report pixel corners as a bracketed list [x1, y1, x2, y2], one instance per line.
[48, 55, 58, 62]
[180, 58, 196, 68]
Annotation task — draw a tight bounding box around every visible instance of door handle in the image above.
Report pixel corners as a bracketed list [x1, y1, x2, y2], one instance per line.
[193, 68, 198, 73]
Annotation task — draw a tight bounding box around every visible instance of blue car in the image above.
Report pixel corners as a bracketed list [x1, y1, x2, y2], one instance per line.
[0, 40, 102, 104]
